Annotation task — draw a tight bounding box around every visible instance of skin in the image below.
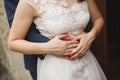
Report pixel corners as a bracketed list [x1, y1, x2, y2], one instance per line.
[8, 0, 104, 60]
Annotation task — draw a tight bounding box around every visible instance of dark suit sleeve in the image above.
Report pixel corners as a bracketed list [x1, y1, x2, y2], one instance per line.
[84, 20, 93, 32]
[25, 23, 49, 42]
[4, 0, 18, 26]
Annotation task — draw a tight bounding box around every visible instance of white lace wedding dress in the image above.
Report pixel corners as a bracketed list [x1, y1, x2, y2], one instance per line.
[22, 0, 107, 80]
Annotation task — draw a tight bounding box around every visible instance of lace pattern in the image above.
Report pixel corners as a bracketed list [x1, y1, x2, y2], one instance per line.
[32, 0, 90, 38]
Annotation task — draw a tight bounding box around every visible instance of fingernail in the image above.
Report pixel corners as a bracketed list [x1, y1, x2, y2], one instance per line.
[63, 32, 68, 34]
[69, 37, 74, 40]
[69, 52, 73, 56]
[70, 57, 75, 60]
[67, 37, 73, 40]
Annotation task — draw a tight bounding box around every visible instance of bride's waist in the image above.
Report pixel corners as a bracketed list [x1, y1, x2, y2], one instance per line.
[45, 50, 90, 59]
[38, 29, 84, 39]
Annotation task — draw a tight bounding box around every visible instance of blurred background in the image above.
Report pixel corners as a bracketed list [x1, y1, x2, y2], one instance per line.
[0, 0, 120, 80]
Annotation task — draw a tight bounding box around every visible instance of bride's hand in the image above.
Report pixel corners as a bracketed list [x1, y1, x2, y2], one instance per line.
[70, 32, 96, 60]
[46, 33, 78, 57]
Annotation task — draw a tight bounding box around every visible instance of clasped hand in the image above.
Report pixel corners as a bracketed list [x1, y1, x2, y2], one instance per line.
[47, 32, 95, 60]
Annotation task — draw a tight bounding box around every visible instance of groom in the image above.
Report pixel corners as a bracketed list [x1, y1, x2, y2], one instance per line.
[4, 0, 92, 80]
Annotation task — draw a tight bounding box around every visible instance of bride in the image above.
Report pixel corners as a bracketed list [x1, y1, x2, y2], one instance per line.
[8, 0, 107, 80]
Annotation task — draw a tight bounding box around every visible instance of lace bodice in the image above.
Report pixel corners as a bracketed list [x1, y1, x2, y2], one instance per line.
[22, 0, 90, 38]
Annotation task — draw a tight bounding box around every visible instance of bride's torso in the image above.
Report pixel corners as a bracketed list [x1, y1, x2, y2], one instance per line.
[32, 0, 90, 38]
[20, 1, 107, 80]
[34, 0, 91, 68]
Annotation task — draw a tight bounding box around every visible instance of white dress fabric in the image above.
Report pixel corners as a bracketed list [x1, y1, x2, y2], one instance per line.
[22, 0, 107, 80]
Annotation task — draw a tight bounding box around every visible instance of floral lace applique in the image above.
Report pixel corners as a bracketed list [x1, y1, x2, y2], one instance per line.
[33, 0, 90, 38]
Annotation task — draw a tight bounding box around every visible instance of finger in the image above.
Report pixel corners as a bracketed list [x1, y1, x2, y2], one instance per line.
[57, 34, 68, 39]
[70, 40, 85, 55]
[78, 48, 84, 56]
[78, 52, 84, 58]
[70, 45, 82, 55]
[74, 32, 86, 39]
[74, 38, 80, 41]
[73, 35, 81, 41]
[77, 48, 88, 59]
[67, 40, 79, 45]
[63, 54, 71, 58]
[64, 36, 74, 41]
[70, 53, 79, 60]
[73, 32, 86, 41]
[78, 43, 89, 56]
[63, 49, 74, 56]
[67, 44, 78, 49]
[71, 47, 84, 59]
[64, 49, 72, 55]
